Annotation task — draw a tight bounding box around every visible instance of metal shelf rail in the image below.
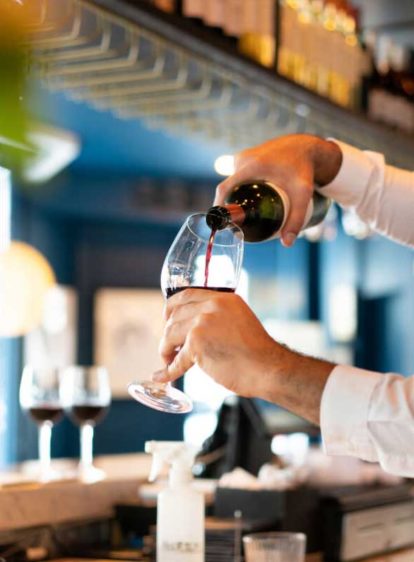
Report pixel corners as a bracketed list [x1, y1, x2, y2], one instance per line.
[28, 0, 414, 167]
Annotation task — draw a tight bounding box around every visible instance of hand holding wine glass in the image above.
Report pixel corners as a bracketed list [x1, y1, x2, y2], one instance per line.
[128, 213, 243, 414]
[19, 366, 64, 482]
[61, 365, 111, 482]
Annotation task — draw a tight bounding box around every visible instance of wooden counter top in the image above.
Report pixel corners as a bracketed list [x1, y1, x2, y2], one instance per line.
[0, 454, 152, 532]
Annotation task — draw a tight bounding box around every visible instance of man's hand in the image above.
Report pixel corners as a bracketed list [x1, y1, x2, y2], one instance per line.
[154, 289, 279, 398]
[153, 289, 336, 425]
[215, 134, 342, 247]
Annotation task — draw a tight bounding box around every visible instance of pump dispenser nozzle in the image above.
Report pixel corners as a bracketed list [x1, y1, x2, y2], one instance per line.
[145, 441, 197, 485]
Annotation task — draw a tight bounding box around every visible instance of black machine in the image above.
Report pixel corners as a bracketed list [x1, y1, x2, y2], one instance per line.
[197, 396, 317, 478]
[197, 397, 273, 478]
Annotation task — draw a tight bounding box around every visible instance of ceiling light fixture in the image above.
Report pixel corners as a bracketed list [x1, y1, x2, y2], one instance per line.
[214, 154, 235, 177]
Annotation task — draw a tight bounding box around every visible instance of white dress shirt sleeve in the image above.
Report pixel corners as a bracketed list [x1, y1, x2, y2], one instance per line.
[318, 140, 414, 477]
[319, 140, 414, 247]
[321, 365, 414, 477]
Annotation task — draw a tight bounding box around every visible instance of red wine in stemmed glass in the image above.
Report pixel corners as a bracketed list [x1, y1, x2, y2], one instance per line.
[166, 286, 235, 298]
[19, 366, 64, 481]
[128, 213, 243, 414]
[60, 366, 111, 482]
[29, 405, 64, 425]
[69, 404, 109, 426]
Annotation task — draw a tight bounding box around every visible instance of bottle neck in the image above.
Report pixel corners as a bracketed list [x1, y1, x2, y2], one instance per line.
[223, 203, 246, 227]
[206, 203, 246, 231]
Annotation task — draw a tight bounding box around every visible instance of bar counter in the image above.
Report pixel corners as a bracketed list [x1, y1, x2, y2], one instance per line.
[0, 453, 413, 561]
[0, 454, 152, 531]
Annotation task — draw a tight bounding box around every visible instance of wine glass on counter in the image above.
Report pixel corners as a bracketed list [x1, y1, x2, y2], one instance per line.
[128, 212, 244, 414]
[60, 365, 111, 482]
[19, 365, 64, 482]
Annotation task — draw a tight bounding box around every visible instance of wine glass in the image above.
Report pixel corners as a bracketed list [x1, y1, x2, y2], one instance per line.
[60, 365, 111, 482]
[128, 212, 244, 414]
[19, 365, 64, 482]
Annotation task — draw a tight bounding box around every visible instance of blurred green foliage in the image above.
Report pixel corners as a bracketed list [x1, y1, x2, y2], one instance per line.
[0, 1, 33, 171]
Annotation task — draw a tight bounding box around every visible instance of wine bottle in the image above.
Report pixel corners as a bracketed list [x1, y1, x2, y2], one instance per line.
[238, 0, 275, 68]
[206, 181, 331, 243]
[364, 39, 414, 134]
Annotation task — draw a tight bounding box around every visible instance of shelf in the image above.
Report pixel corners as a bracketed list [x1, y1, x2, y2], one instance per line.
[29, 0, 414, 168]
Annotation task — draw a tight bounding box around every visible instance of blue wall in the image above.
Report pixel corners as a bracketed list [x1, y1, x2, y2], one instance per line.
[319, 220, 414, 375]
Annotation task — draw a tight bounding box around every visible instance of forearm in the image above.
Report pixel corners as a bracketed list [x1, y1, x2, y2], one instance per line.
[255, 344, 336, 426]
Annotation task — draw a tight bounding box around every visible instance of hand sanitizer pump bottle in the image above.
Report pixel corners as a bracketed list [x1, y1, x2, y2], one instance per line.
[145, 441, 205, 562]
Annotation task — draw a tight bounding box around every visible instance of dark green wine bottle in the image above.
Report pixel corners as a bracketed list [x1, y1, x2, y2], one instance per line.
[206, 181, 331, 243]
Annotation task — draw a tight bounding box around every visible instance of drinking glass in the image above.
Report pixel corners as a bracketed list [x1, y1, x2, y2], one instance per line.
[60, 365, 111, 482]
[243, 532, 306, 562]
[128, 212, 244, 414]
[19, 365, 64, 482]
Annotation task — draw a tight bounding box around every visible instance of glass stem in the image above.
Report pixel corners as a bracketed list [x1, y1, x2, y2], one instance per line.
[38, 422, 52, 478]
[80, 423, 94, 469]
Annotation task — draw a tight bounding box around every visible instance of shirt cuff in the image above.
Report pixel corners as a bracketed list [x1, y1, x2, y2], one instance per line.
[317, 140, 377, 208]
[320, 365, 383, 462]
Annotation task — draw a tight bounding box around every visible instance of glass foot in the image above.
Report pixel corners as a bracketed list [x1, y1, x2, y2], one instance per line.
[38, 466, 64, 483]
[78, 464, 105, 483]
[128, 381, 193, 414]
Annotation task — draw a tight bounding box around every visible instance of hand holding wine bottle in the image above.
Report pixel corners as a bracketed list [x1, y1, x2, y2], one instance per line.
[214, 134, 342, 247]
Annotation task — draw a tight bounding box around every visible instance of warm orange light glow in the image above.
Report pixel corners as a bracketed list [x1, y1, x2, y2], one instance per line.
[0, 241, 56, 337]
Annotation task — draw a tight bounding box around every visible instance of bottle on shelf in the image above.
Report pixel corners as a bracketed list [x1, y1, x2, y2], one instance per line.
[202, 0, 225, 35]
[277, 0, 369, 110]
[237, 0, 276, 68]
[364, 37, 414, 134]
[222, 0, 244, 40]
[150, 0, 373, 113]
[206, 180, 331, 243]
[182, 0, 203, 19]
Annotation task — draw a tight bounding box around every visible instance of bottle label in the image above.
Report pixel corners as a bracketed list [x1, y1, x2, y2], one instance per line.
[160, 540, 203, 561]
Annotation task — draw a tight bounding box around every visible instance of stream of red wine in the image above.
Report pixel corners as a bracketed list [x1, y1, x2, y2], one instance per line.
[204, 227, 217, 287]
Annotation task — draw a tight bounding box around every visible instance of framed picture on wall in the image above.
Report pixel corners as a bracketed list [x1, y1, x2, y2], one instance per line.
[94, 288, 165, 398]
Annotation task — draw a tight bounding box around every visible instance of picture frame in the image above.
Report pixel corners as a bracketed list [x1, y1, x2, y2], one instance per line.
[94, 288, 165, 398]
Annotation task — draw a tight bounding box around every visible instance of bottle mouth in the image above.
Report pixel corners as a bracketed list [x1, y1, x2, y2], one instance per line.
[206, 206, 231, 231]
[184, 212, 243, 246]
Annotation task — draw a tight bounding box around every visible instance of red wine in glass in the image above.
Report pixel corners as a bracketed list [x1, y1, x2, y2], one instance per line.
[128, 213, 243, 414]
[29, 405, 64, 425]
[69, 404, 109, 426]
[60, 365, 111, 482]
[166, 286, 235, 298]
[19, 366, 64, 481]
